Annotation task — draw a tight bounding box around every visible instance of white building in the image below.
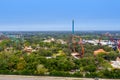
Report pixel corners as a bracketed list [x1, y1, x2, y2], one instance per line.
[85, 39, 114, 46]
[43, 38, 55, 43]
[57, 39, 66, 44]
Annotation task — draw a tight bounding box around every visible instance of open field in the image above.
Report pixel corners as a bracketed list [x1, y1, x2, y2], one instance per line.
[0, 75, 119, 80]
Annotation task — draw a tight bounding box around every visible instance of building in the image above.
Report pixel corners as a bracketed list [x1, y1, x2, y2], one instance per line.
[56, 39, 66, 44]
[24, 46, 33, 53]
[94, 49, 107, 56]
[43, 38, 55, 43]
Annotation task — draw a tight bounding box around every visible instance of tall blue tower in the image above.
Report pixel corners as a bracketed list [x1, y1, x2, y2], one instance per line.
[72, 20, 74, 34]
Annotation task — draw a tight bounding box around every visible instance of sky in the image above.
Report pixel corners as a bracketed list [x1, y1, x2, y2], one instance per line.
[0, 0, 120, 31]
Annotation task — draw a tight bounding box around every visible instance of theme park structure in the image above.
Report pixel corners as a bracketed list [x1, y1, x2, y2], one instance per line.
[68, 20, 120, 58]
[68, 20, 84, 58]
[98, 33, 120, 53]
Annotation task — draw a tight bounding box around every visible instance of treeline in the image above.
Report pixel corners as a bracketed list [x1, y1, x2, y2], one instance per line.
[0, 50, 120, 78]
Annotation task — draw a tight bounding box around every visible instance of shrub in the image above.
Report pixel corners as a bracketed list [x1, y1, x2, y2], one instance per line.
[35, 64, 48, 75]
[50, 70, 71, 77]
[73, 72, 83, 77]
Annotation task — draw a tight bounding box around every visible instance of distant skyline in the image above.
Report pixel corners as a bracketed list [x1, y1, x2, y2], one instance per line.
[0, 0, 120, 31]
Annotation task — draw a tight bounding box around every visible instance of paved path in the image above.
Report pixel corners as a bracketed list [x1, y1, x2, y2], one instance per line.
[0, 75, 118, 80]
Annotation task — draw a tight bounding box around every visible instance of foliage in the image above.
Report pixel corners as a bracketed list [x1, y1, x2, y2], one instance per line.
[50, 70, 71, 77]
[97, 51, 119, 61]
[0, 34, 120, 79]
[35, 64, 48, 75]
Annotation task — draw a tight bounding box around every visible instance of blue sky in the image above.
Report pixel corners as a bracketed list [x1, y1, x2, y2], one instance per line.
[0, 0, 120, 31]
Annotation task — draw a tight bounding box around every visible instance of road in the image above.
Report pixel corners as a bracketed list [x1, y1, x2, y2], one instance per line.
[0, 75, 118, 80]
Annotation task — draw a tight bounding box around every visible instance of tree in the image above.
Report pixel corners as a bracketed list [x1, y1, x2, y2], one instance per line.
[35, 64, 48, 75]
[16, 58, 26, 70]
